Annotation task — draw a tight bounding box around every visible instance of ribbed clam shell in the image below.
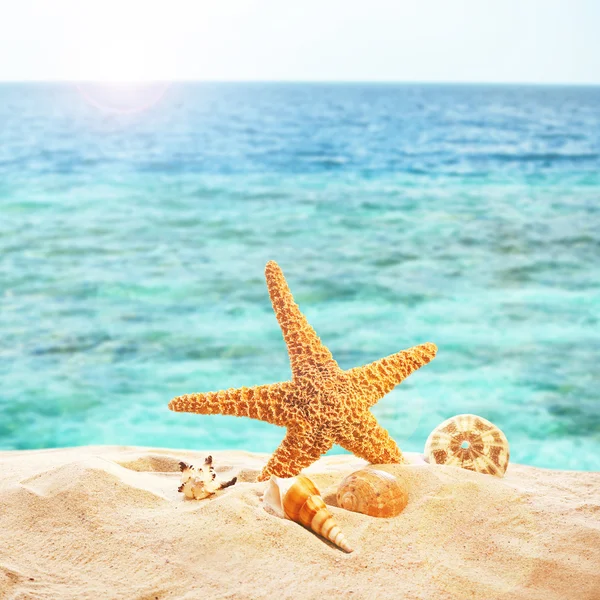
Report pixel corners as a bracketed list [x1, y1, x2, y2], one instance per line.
[336, 469, 408, 518]
[424, 414, 510, 477]
[264, 475, 353, 553]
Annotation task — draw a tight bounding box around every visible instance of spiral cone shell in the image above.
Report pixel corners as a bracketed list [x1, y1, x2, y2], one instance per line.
[424, 414, 510, 477]
[264, 475, 353, 553]
[336, 469, 408, 518]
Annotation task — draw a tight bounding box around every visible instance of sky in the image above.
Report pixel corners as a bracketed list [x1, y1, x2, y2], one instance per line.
[1, 0, 599, 83]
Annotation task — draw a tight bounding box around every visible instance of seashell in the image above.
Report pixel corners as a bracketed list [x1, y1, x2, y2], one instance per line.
[178, 456, 237, 500]
[424, 414, 510, 477]
[263, 475, 353, 553]
[336, 469, 408, 518]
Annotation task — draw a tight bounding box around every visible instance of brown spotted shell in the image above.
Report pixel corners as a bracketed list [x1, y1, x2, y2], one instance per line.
[424, 414, 510, 477]
[336, 469, 408, 518]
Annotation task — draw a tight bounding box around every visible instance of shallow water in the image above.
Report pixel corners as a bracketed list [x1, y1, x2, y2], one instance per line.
[1, 83, 599, 470]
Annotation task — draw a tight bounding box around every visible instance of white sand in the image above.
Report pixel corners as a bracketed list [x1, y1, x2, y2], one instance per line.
[1, 446, 599, 600]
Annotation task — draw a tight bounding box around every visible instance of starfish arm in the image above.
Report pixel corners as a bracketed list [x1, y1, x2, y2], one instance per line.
[265, 261, 337, 376]
[257, 427, 333, 481]
[346, 342, 437, 406]
[168, 381, 294, 428]
[337, 412, 403, 464]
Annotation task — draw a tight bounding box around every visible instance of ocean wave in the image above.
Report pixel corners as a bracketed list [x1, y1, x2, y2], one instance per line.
[468, 151, 599, 163]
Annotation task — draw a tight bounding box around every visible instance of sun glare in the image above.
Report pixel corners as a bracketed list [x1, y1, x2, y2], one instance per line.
[75, 82, 171, 114]
[74, 38, 161, 83]
[71, 37, 172, 113]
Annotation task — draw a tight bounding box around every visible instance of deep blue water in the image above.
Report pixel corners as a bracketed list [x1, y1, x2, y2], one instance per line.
[1, 83, 599, 470]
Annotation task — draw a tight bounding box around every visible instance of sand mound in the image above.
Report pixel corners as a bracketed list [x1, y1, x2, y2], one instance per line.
[1, 446, 599, 600]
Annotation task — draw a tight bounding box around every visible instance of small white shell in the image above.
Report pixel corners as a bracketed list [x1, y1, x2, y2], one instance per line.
[178, 457, 237, 499]
[336, 469, 408, 518]
[424, 414, 510, 477]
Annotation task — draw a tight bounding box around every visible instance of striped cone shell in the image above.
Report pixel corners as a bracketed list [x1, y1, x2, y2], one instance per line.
[424, 414, 510, 477]
[266, 475, 353, 552]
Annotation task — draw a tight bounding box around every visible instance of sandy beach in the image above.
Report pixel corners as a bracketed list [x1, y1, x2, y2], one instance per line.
[1, 446, 599, 600]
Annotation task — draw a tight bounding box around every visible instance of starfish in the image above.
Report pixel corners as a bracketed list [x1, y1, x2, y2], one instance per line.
[169, 261, 437, 481]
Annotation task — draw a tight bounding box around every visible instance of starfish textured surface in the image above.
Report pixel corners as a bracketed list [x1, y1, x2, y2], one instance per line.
[169, 261, 437, 481]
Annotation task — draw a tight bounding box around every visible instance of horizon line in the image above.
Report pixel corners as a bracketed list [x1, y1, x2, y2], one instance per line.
[0, 79, 600, 87]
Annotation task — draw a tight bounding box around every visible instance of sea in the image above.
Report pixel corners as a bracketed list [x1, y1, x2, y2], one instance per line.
[1, 83, 599, 470]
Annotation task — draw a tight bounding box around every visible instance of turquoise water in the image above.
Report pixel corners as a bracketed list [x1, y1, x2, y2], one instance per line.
[1, 83, 599, 470]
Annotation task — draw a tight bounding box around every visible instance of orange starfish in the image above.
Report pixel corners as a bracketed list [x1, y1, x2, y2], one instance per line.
[169, 261, 437, 481]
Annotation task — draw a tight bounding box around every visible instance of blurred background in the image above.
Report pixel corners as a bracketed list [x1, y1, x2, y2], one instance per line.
[1, 1, 599, 470]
